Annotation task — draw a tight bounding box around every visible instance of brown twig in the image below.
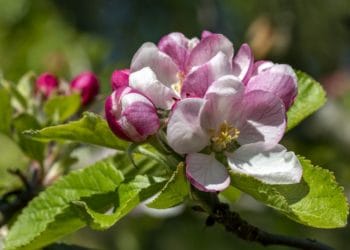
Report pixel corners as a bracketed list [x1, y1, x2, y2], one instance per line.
[194, 192, 333, 250]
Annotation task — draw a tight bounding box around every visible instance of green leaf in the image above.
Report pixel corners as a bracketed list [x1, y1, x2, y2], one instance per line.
[0, 87, 12, 135]
[0, 133, 29, 195]
[4, 160, 125, 250]
[73, 175, 165, 230]
[44, 94, 81, 123]
[230, 156, 348, 228]
[13, 113, 45, 162]
[0, 79, 27, 111]
[23, 112, 128, 150]
[147, 162, 189, 209]
[17, 71, 36, 100]
[287, 71, 326, 131]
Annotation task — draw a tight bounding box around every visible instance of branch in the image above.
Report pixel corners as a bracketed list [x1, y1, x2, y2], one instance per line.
[194, 192, 333, 250]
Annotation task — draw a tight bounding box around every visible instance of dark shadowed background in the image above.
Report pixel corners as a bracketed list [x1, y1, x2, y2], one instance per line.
[1, 0, 350, 249]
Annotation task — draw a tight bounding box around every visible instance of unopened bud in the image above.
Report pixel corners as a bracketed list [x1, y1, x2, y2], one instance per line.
[111, 69, 130, 90]
[36, 72, 59, 98]
[105, 86, 160, 142]
[70, 71, 99, 105]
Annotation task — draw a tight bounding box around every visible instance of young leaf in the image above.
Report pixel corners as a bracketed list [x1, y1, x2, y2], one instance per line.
[0, 133, 29, 195]
[0, 87, 12, 135]
[44, 94, 81, 123]
[17, 71, 36, 100]
[230, 156, 348, 228]
[4, 160, 125, 250]
[23, 112, 128, 150]
[147, 162, 189, 209]
[287, 71, 326, 131]
[72, 175, 166, 230]
[13, 113, 45, 162]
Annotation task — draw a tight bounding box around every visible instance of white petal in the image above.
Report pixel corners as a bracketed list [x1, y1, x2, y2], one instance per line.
[131, 42, 179, 86]
[200, 75, 244, 130]
[227, 143, 302, 184]
[167, 98, 210, 154]
[129, 67, 178, 109]
[186, 153, 230, 192]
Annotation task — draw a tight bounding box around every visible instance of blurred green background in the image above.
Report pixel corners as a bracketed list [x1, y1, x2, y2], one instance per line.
[1, 0, 350, 249]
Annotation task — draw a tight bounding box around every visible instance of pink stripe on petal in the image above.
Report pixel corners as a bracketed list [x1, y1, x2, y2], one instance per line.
[237, 90, 286, 146]
[186, 153, 230, 192]
[123, 101, 160, 137]
[131, 42, 179, 86]
[187, 34, 233, 69]
[246, 64, 298, 109]
[232, 43, 254, 84]
[181, 52, 232, 98]
[158, 32, 190, 71]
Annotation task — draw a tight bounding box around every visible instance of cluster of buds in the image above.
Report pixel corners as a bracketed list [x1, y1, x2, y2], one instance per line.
[35, 71, 100, 105]
[105, 31, 302, 192]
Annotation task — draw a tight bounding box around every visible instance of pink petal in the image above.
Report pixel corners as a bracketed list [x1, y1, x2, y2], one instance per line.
[252, 60, 274, 75]
[186, 153, 230, 192]
[227, 142, 302, 184]
[181, 52, 232, 98]
[246, 64, 298, 109]
[201, 30, 213, 39]
[129, 67, 178, 110]
[237, 90, 286, 146]
[158, 32, 190, 71]
[187, 33, 233, 69]
[232, 43, 254, 84]
[200, 75, 244, 131]
[105, 87, 160, 142]
[167, 98, 210, 154]
[111, 69, 130, 90]
[130, 42, 179, 86]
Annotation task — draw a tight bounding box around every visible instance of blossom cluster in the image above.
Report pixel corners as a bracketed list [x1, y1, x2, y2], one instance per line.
[105, 31, 302, 192]
[36, 71, 99, 105]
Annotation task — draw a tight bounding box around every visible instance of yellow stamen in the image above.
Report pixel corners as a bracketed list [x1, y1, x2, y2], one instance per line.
[211, 121, 240, 151]
[171, 71, 185, 95]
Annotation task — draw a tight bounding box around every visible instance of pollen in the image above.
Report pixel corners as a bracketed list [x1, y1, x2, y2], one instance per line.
[211, 121, 240, 152]
[171, 71, 185, 95]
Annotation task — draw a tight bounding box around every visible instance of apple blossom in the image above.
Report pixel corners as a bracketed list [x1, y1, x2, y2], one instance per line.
[105, 86, 160, 142]
[111, 69, 130, 90]
[70, 71, 100, 105]
[129, 31, 233, 109]
[36, 72, 59, 98]
[167, 75, 302, 192]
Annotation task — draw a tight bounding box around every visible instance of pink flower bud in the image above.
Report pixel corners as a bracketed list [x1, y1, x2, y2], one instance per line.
[36, 73, 59, 98]
[111, 69, 130, 90]
[105, 86, 160, 142]
[70, 71, 100, 105]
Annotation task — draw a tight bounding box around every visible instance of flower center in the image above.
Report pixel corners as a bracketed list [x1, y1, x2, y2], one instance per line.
[171, 71, 185, 95]
[211, 121, 240, 152]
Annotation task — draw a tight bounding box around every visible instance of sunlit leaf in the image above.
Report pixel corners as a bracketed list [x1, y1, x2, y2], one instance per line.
[44, 94, 81, 123]
[230, 156, 348, 228]
[147, 162, 189, 209]
[23, 112, 128, 150]
[287, 71, 326, 131]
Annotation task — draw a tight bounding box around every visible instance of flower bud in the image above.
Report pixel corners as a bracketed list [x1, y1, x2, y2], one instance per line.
[111, 69, 130, 90]
[105, 86, 160, 142]
[36, 72, 59, 98]
[70, 71, 99, 105]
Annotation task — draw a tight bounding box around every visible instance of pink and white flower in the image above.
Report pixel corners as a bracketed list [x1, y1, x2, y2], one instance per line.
[111, 69, 130, 90]
[232, 44, 298, 109]
[167, 75, 302, 192]
[36, 72, 59, 98]
[129, 31, 233, 109]
[70, 71, 100, 105]
[105, 86, 160, 142]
